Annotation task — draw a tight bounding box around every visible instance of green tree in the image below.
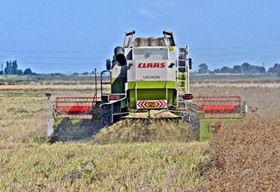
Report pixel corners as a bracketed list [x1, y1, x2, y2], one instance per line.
[241, 62, 265, 73]
[258, 66, 266, 73]
[4, 60, 19, 74]
[23, 68, 34, 75]
[268, 63, 280, 74]
[11, 60, 18, 74]
[213, 68, 221, 73]
[232, 65, 242, 73]
[220, 66, 233, 73]
[241, 63, 250, 73]
[198, 63, 208, 74]
[17, 69, 23, 75]
[4, 61, 12, 74]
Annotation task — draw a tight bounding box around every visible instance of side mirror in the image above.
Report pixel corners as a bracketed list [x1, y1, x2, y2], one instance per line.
[106, 59, 111, 71]
[189, 58, 192, 70]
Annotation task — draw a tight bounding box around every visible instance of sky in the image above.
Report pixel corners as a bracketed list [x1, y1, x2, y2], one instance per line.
[0, 0, 280, 74]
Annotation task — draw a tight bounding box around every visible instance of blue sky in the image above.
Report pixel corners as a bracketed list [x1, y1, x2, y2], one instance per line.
[0, 0, 280, 73]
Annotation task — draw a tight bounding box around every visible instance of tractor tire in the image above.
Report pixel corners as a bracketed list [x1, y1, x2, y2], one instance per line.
[182, 112, 200, 141]
[101, 104, 112, 128]
[101, 101, 123, 128]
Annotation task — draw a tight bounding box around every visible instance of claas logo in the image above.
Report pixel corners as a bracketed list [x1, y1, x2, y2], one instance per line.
[138, 62, 165, 68]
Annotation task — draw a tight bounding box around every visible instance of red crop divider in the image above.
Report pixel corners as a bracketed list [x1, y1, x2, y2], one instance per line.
[55, 96, 100, 115]
[195, 96, 241, 114]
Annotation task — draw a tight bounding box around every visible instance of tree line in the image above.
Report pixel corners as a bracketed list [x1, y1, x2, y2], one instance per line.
[198, 62, 280, 75]
[0, 60, 35, 75]
[1, 60, 280, 76]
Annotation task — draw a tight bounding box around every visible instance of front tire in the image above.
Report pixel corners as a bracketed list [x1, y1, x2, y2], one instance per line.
[183, 112, 200, 141]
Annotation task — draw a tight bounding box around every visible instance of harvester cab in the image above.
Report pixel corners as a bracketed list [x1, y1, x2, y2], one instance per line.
[46, 30, 200, 141]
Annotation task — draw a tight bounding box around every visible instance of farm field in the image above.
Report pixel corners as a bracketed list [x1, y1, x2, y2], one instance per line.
[0, 79, 279, 191]
[192, 81, 280, 191]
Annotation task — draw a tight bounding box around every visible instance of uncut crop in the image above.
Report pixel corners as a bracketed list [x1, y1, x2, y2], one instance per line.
[195, 116, 280, 192]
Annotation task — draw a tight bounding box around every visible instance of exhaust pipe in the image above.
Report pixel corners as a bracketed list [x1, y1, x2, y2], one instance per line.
[114, 46, 127, 66]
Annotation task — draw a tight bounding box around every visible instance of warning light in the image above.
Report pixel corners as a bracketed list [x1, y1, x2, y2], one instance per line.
[182, 94, 193, 100]
[108, 95, 120, 101]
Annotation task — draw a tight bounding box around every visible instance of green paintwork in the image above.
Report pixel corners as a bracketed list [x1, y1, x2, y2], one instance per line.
[111, 77, 127, 108]
[128, 81, 176, 89]
[111, 77, 126, 94]
[177, 72, 187, 79]
[177, 72, 189, 93]
[127, 81, 177, 109]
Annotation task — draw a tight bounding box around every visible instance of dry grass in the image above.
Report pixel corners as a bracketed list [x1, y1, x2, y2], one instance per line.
[0, 91, 49, 148]
[93, 119, 193, 144]
[0, 142, 208, 191]
[0, 84, 109, 91]
[191, 80, 280, 88]
[195, 115, 280, 191]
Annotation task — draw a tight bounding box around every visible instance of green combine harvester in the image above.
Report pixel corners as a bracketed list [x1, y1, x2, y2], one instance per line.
[46, 30, 200, 142]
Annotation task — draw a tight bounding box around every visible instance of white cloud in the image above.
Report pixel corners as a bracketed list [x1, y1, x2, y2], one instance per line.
[136, 0, 189, 19]
[137, 7, 155, 19]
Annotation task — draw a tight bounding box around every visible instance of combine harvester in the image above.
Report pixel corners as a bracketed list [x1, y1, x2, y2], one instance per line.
[46, 30, 200, 142]
[46, 30, 245, 142]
